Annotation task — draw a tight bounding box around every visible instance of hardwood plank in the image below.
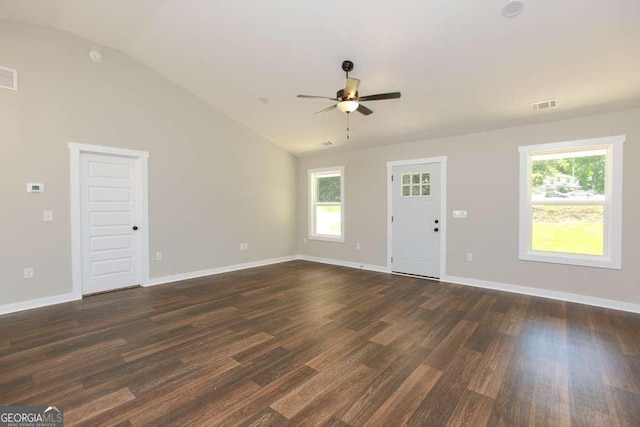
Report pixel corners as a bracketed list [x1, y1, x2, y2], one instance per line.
[166, 381, 262, 426]
[365, 364, 441, 425]
[406, 375, 466, 425]
[339, 344, 427, 425]
[592, 330, 640, 394]
[239, 407, 289, 427]
[65, 388, 135, 425]
[467, 333, 517, 399]
[270, 341, 377, 418]
[448, 389, 495, 427]
[605, 384, 640, 426]
[305, 321, 388, 371]
[489, 343, 537, 426]
[528, 358, 571, 427]
[285, 364, 371, 424]
[180, 332, 274, 365]
[215, 365, 318, 425]
[498, 301, 530, 336]
[423, 319, 478, 370]
[464, 295, 497, 322]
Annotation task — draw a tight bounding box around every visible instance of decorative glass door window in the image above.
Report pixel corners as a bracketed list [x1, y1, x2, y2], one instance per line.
[401, 173, 430, 197]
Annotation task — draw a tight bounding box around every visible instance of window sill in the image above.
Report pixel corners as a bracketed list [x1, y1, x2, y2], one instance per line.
[308, 235, 345, 243]
[519, 251, 621, 270]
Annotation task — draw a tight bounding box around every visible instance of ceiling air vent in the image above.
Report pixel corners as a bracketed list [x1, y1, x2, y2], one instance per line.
[0, 66, 17, 91]
[531, 99, 557, 111]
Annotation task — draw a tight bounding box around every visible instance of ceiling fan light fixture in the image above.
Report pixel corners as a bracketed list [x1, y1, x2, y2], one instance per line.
[337, 100, 359, 113]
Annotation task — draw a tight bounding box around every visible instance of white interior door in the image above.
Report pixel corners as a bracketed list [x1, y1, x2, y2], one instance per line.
[391, 163, 441, 278]
[80, 153, 141, 294]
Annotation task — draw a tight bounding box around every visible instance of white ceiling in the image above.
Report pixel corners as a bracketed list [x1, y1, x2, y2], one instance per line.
[2, 0, 640, 156]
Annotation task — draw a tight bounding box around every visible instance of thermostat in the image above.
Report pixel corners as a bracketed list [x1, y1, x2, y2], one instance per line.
[27, 183, 44, 193]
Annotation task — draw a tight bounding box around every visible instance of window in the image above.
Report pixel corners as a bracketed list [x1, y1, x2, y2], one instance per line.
[401, 172, 431, 197]
[309, 166, 344, 242]
[519, 135, 624, 269]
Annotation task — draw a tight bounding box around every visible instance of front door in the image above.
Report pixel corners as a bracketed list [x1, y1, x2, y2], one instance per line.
[80, 152, 141, 294]
[391, 163, 441, 278]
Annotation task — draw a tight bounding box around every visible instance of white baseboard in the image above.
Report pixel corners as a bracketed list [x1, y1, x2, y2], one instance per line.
[0, 291, 81, 316]
[441, 274, 640, 314]
[0, 256, 298, 316]
[3, 257, 638, 316]
[144, 255, 299, 287]
[298, 255, 390, 274]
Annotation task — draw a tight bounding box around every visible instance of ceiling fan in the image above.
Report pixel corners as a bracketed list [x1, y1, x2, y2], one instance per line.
[297, 60, 401, 117]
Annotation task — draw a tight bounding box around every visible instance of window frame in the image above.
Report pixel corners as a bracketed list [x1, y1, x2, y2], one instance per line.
[518, 135, 624, 269]
[308, 166, 345, 242]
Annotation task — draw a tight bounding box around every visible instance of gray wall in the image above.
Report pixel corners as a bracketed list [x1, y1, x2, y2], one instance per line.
[297, 108, 640, 305]
[0, 22, 297, 305]
[2, 21, 638, 310]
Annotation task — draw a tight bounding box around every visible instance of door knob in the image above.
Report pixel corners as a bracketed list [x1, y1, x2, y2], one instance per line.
[434, 227, 439, 232]
[132, 226, 138, 231]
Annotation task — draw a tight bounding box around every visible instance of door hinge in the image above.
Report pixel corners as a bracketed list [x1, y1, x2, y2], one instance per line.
[391, 256, 394, 263]
[391, 175, 394, 181]
[391, 215, 394, 222]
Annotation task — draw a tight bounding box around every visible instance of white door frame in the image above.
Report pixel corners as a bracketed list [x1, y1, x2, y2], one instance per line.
[69, 142, 150, 296]
[387, 156, 447, 278]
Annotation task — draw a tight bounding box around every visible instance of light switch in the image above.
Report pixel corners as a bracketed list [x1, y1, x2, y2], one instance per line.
[42, 210, 53, 222]
[452, 210, 468, 219]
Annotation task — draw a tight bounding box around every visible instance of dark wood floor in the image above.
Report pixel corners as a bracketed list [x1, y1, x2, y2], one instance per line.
[1, 261, 639, 426]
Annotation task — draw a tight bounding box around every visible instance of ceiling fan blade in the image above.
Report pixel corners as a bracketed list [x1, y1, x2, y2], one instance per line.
[356, 104, 373, 116]
[314, 104, 337, 116]
[358, 92, 401, 102]
[344, 78, 361, 99]
[298, 95, 338, 100]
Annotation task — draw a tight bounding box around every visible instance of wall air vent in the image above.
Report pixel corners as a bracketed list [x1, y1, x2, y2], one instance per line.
[531, 99, 558, 111]
[0, 66, 18, 91]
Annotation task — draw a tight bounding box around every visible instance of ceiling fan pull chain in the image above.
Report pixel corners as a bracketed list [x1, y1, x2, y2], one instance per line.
[346, 113, 350, 140]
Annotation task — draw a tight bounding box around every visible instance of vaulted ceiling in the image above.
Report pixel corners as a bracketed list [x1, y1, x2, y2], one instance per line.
[2, 0, 640, 155]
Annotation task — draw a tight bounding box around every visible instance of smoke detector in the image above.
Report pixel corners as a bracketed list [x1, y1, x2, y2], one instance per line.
[531, 99, 558, 111]
[89, 50, 103, 62]
[502, 1, 525, 18]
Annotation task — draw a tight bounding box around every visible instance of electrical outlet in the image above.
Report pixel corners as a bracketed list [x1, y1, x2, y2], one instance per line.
[239, 243, 249, 251]
[303, 238, 307, 244]
[156, 251, 163, 261]
[355, 243, 361, 250]
[42, 210, 54, 222]
[24, 267, 34, 279]
[466, 253, 473, 262]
